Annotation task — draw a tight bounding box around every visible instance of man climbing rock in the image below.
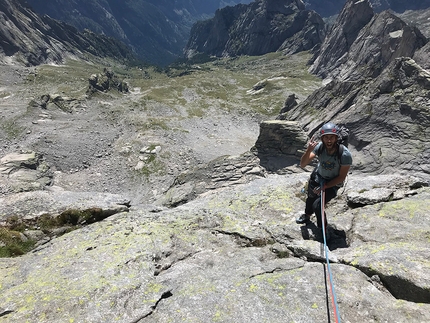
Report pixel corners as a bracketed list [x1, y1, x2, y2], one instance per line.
[296, 122, 352, 240]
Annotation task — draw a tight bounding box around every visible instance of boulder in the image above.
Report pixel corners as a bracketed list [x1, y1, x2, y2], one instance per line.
[161, 152, 266, 207]
[87, 68, 129, 95]
[251, 120, 309, 173]
[278, 93, 299, 114]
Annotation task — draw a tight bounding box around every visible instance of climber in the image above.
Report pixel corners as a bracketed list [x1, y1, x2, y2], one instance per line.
[296, 122, 352, 240]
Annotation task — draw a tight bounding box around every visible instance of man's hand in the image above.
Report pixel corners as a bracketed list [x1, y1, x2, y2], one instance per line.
[300, 135, 319, 168]
[306, 134, 319, 150]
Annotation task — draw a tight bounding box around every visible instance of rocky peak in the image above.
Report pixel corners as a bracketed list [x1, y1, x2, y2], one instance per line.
[309, 0, 375, 78]
[185, 0, 325, 59]
[310, 0, 427, 81]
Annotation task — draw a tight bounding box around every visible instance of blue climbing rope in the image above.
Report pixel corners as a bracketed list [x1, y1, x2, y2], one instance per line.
[321, 182, 341, 323]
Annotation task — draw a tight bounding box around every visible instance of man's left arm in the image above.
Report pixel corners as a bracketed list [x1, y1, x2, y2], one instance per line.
[323, 165, 350, 189]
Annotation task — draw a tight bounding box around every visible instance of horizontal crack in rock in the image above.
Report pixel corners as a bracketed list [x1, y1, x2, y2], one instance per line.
[350, 263, 430, 304]
[214, 229, 273, 247]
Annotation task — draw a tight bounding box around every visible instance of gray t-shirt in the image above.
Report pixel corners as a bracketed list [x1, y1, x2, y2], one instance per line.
[313, 143, 352, 181]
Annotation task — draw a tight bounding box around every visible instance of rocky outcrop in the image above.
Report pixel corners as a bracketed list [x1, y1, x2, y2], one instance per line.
[28, 94, 84, 113]
[0, 188, 130, 221]
[279, 93, 300, 114]
[185, 0, 326, 58]
[87, 68, 129, 95]
[251, 120, 308, 173]
[0, 0, 134, 66]
[0, 187, 131, 256]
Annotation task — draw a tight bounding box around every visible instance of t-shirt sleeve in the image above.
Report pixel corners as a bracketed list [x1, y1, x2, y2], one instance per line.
[341, 148, 353, 166]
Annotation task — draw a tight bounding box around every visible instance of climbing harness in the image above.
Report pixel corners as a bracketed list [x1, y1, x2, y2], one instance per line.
[321, 182, 342, 323]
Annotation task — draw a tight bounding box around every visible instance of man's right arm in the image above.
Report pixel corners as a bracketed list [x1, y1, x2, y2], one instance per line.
[300, 141, 318, 168]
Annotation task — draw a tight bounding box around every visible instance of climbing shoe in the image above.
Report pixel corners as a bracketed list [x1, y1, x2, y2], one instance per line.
[296, 214, 311, 224]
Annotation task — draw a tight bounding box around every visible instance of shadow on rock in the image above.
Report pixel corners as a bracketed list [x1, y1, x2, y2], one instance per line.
[300, 222, 348, 251]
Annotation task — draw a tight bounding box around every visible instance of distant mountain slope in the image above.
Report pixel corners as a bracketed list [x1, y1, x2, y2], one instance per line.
[0, 0, 135, 66]
[25, 0, 253, 66]
[184, 0, 326, 59]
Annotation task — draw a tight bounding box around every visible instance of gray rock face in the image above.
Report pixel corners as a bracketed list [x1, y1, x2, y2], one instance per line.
[413, 41, 430, 70]
[1, 173, 429, 322]
[161, 151, 266, 207]
[398, 8, 430, 38]
[185, 0, 326, 58]
[342, 11, 425, 81]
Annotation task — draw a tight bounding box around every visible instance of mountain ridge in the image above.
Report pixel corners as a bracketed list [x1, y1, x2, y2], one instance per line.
[22, 0, 430, 65]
